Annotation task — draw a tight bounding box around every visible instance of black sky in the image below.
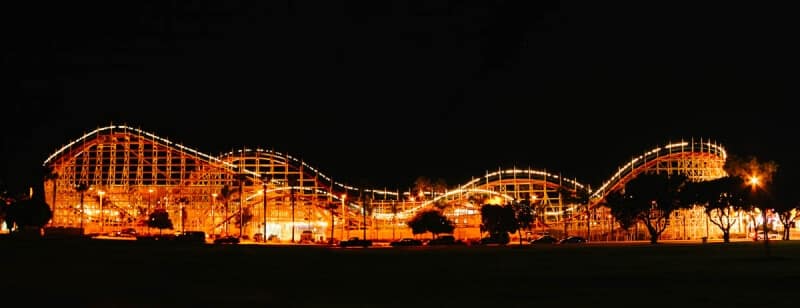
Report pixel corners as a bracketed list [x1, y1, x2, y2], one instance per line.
[2, 1, 797, 194]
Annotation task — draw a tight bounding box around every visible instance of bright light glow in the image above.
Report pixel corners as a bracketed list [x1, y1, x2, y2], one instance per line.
[749, 175, 760, 187]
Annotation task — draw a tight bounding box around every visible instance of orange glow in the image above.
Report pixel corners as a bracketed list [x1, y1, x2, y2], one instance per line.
[749, 175, 760, 187]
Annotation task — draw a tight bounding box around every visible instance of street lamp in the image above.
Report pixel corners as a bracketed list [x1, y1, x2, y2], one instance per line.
[749, 174, 767, 241]
[291, 185, 296, 243]
[97, 190, 105, 234]
[749, 175, 760, 188]
[148, 189, 154, 235]
[341, 194, 347, 240]
[262, 177, 268, 243]
[211, 193, 218, 236]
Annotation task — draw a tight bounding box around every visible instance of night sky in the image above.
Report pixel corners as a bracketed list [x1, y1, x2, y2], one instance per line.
[2, 1, 796, 194]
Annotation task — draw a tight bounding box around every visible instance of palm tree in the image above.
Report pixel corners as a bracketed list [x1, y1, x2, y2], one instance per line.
[234, 173, 250, 238]
[360, 193, 373, 240]
[176, 196, 190, 233]
[413, 176, 431, 200]
[558, 186, 590, 239]
[218, 185, 234, 235]
[390, 200, 398, 240]
[75, 183, 89, 233]
[325, 202, 339, 244]
[42, 165, 58, 222]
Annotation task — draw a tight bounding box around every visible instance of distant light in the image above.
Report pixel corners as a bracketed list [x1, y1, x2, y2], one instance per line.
[749, 175, 760, 187]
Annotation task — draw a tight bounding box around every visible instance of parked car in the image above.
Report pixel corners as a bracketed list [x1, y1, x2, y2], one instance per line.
[530, 235, 559, 244]
[479, 233, 510, 245]
[339, 237, 372, 247]
[427, 235, 465, 246]
[177, 231, 207, 243]
[390, 238, 423, 247]
[115, 228, 137, 237]
[559, 236, 586, 244]
[213, 236, 240, 244]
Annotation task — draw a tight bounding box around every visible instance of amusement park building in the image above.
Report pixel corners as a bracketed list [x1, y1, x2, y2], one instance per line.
[41, 125, 732, 242]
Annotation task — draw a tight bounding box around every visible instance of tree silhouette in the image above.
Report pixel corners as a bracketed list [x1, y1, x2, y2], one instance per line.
[75, 183, 89, 232]
[325, 202, 339, 244]
[5, 197, 52, 234]
[147, 209, 173, 235]
[557, 186, 589, 238]
[234, 173, 251, 238]
[771, 169, 800, 240]
[406, 209, 454, 239]
[413, 176, 431, 200]
[218, 185, 234, 235]
[480, 204, 517, 239]
[42, 165, 58, 222]
[686, 176, 749, 243]
[360, 193, 374, 240]
[724, 155, 779, 257]
[511, 199, 534, 245]
[604, 173, 690, 244]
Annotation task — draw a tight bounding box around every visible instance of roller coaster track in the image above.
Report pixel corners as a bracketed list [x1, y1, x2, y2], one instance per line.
[588, 139, 727, 203]
[43, 125, 728, 234]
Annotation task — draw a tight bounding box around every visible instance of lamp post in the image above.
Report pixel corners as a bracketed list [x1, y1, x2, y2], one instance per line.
[341, 194, 347, 240]
[749, 175, 771, 258]
[749, 175, 760, 241]
[97, 190, 105, 234]
[148, 189, 154, 235]
[262, 178, 268, 242]
[291, 185, 296, 243]
[211, 193, 218, 236]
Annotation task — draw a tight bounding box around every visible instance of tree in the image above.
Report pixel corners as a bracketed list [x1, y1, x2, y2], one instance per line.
[390, 200, 399, 240]
[75, 183, 89, 232]
[360, 193, 374, 240]
[176, 196, 190, 233]
[724, 155, 779, 252]
[480, 204, 517, 239]
[406, 209, 454, 239]
[147, 209, 173, 235]
[234, 206, 253, 233]
[558, 186, 590, 238]
[432, 178, 448, 197]
[413, 176, 431, 200]
[603, 173, 690, 244]
[325, 202, 339, 244]
[686, 176, 749, 243]
[511, 199, 534, 245]
[217, 185, 234, 235]
[5, 197, 53, 236]
[42, 165, 58, 222]
[603, 190, 638, 232]
[762, 167, 799, 240]
[234, 173, 251, 238]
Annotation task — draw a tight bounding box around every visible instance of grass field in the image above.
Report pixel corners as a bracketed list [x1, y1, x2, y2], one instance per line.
[1, 238, 798, 307]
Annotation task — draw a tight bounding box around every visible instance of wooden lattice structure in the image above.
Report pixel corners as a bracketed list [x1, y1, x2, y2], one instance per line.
[43, 125, 727, 242]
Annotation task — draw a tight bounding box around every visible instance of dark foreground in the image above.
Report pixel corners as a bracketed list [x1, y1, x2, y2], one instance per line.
[1, 238, 798, 307]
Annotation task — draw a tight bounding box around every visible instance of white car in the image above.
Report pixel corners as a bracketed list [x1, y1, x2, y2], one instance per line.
[749, 231, 778, 240]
